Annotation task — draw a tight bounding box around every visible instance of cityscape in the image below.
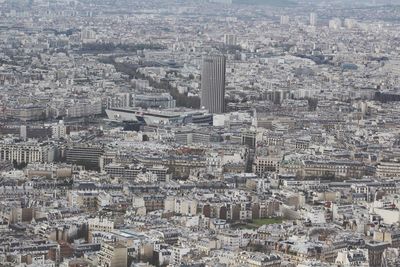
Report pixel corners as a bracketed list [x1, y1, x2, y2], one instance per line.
[1, 0, 400, 266]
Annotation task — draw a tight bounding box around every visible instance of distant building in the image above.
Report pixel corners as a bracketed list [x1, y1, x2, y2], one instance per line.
[209, 0, 232, 3]
[374, 230, 400, 248]
[131, 93, 176, 109]
[66, 100, 102, 118]
[329, 18, 342, 30]
[253, 155, 281, 175]
[310, 12, 317, 26]
[335, 249, 369, 267]
[241, 131, 256, 149]
[52, 120, 67, 139]
[20, 125, 27, 140]
[81, 28, 97, 43]
[280, 15, 290, 25]
[6, 106, 46, 121]
[376, 161, 400, 178]
[65, 145, 104, 170]
[170, 245, 190, 266]
[68, 191, 99, 210]
[237, 251, 281, 267]
[201, 55, 226, 114]
[148, 165, 169, 182]
[366, 241, 388, 267]
[107, 93, 131, 109]
[344, 18, 357, 29]
[98, 242, 128, 267]
[105, 164, 142, 180]
[0, 142, 57, 164]
[106, 108, 212, 125]
[224, 34, 237, 46]
[88, 217, 114, 242]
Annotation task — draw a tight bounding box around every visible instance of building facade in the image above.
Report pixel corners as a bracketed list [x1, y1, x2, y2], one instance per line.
[201, 55, 226, 114]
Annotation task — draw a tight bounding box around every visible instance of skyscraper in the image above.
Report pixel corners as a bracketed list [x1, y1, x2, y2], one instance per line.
[310, 12, 317, 26]
[201, 55, 226, 114]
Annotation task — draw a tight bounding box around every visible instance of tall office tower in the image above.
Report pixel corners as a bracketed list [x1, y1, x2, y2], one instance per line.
[201, 55, 226, 114]
[310, 12, 317, 26]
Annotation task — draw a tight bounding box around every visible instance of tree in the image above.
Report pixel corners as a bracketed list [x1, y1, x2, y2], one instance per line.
[307, 98, 318, 111]
[13, 160, 27, 170]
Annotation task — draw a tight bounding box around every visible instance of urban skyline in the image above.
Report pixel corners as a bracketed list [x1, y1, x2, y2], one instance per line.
[0, 0, 400, 267]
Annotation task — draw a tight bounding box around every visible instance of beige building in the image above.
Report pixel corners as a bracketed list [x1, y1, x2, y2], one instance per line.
[335, 249, 369, 267]
[0, 142, 56, 164]
[164, 196, 198, 216]
[88, 217, 114, 242]
[281, 160, 365, 179]
[6, 106, 46, 121]
[98, 242, 128, 267]
[237, 251, 281, 267]
[253, 155, 281, 175]
[68, 191, 99, 210]
[376, 161, 400, 178]
[374, 230, 400, 248]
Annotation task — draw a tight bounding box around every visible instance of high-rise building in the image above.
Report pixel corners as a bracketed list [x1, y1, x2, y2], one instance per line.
[201, 55, 226, 114]
[280, 15, 290, 25]
[310, 12, 317, 26]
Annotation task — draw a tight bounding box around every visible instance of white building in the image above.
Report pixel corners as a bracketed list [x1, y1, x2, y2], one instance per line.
[170, 245, 190, 266]
[329, 18, 342, 30]
[0, 142, 57, 164]
[335, 249, 369, 267]
[310, 13, 317, 26]
[280, 15, 290, 25]
[51, 120, 67, 139]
